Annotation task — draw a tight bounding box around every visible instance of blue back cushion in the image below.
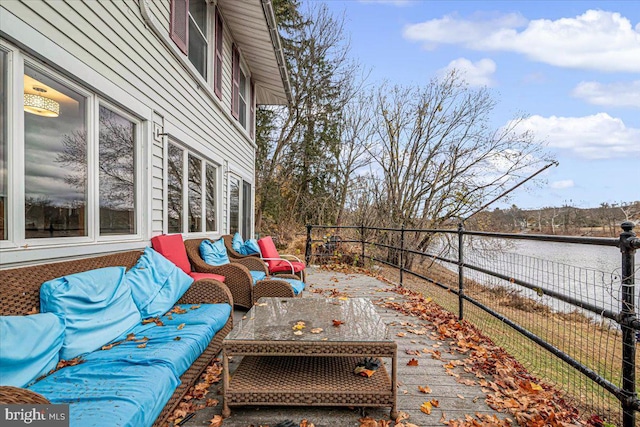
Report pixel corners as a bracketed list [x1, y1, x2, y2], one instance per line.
[232, 232, 244, 253]
[125, 247, 194, 318]
[200, 239, 230, 266]
[0, 313, 65, 387]
[240, 238, 261, 255]
[40, 267, 141, 360]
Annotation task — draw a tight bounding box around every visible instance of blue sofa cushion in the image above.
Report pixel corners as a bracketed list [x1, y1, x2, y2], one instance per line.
[278, 278, 305, 295]
[0, 313, 65, 387]
[28, 359, 179, 427]
[125, 247, 194, 318]
[249, 270, 267, 284]
[232, 232, 244, 253]
[82, 303, 231, 377]
[40, 267, 141, 360]
[200, 239, 230, 266]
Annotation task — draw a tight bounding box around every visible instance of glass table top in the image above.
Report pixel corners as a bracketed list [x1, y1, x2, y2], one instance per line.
[225, 298, 391, 343]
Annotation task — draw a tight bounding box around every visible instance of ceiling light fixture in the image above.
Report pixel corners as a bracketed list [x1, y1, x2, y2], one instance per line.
[24, 86, 60, 118]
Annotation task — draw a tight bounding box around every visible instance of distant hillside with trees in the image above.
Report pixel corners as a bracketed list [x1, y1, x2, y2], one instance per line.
[467, 201, 640, 237]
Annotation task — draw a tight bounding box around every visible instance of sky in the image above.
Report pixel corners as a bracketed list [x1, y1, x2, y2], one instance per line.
[310, 0, 640, 210]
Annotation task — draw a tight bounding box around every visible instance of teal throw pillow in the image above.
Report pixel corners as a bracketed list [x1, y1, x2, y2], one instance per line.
[240, 238, 261, 255]
[124, 247, 195, 318]
[232, 233, 243, 253]
[200, 239, 230, 266]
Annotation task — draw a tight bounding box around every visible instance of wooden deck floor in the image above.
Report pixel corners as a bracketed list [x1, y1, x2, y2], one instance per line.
[186, 266, 506, 427]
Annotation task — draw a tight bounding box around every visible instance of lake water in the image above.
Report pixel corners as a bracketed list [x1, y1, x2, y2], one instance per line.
[437, 238, 639, 317]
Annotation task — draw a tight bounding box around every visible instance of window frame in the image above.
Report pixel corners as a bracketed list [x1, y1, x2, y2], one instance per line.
[96, 100, 143, 241]
[165, 140, 221, 236]
[214, 6, 224, 99]
[0, 42, 144, 250]
[227, 173, 253, 238]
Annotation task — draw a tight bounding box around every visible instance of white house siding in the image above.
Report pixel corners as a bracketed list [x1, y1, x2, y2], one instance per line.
[0, 0, 263, 266]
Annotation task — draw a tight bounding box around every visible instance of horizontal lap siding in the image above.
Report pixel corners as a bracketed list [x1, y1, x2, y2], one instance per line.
[9, 0, 256, 235]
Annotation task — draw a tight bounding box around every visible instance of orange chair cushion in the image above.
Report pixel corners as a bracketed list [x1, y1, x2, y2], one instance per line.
[188, 272, 226, 283]
[151, 234, 191, 275]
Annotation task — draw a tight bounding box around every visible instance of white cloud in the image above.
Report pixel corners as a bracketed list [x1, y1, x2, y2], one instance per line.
[404, 10, 640, 72]
[438, 58, 496, 87]
[550, 180, 574, 189]
[508, 113, 640, 159]
[572, 81, 640, 108]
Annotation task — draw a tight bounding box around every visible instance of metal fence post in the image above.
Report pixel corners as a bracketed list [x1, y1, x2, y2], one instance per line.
[400, 224, 405, 286]
[458, 222, 465, 321]
[620, 221, 640, 427]
[305, 224, 312, 265]
[361, 224, 365, 266]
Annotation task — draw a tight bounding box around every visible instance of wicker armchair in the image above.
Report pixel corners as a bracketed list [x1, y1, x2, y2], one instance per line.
[186, 238, 304, 305]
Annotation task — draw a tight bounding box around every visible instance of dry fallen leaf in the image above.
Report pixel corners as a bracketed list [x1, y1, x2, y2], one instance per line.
[177, 323, 185, 330]
[420, 401, 432, 414]
[209, 414, 223, 427]
[418, 385, 432, 393]
[300, 419, 315, 427]
[430, 399, 439, 407]
[310, 328, 323, 334]
[456, 394, 465, 399]
[137, 342, 148, 349]
[407, 358, 419, 366]
[126, 333, 136, 341]
[395, 411, 409, 422]
[174, 336, 181, 341]
[293, 330, 304, 336]
[332, 319, 344, 327]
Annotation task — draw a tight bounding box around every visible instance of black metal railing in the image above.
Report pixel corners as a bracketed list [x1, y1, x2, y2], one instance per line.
[305, 222, 640, 426]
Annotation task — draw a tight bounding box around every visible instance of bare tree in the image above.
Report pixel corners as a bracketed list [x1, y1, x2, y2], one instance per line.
[365, 71, 551, 265]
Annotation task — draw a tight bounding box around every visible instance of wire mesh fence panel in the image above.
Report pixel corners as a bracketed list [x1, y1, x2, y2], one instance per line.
[305, 224, 639, 426]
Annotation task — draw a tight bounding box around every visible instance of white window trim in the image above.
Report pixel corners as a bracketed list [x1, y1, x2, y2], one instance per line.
[226, 168, 254, 238]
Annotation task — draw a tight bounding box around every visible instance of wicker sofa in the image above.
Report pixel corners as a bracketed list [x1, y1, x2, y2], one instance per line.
[0, 250, 233, 427]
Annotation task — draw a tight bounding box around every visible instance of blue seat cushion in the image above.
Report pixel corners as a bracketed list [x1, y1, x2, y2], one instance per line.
[28, 359, 179, 427]
[124, 247, 194, 318]
[82, 304, 231, 377]
[200, 239, 230, 266]
[0, 313, 65, 387]
[249, 270, 267, 284]
[277, 278, 305, 295]
[40, 267, 141, 360]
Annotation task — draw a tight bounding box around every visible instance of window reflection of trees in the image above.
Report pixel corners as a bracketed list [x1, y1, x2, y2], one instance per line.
[205, 164, 217, 232]
[97, 107, 135, 235]
[229, 177, 240, 235]
[188, 154, 202, 232]
[167, 144, 183, 233]
[55, 107, 136, 236]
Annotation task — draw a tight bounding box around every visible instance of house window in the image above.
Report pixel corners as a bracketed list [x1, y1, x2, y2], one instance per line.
[228, 176, 252, 238]
[188, 154, 202, 232]
[171, 0, 209, 79]
[214, 7, 223, 99]
[0, 50, 7, 240]
[231, 46, 252, 131]
[229, 176, 239, 235]
[167, 143, 184, 233]
[167, 142, 219, 234]
[98, 106, 136, 235]
[24, 64, 88, 239]
[205, 163, 217, 231]
[0, 44, 142, 251]
[242, 181, 251, 239]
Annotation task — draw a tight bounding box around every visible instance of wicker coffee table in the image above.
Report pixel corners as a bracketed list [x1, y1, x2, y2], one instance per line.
[222, 297, 397, 418]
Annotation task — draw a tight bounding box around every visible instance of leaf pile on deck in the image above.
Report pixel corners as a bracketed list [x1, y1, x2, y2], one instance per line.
[382, 285, 583, 426]
[167, 358, 223, 426]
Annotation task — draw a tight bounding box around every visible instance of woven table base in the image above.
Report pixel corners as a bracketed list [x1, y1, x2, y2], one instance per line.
[226, 356, 394, 407]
